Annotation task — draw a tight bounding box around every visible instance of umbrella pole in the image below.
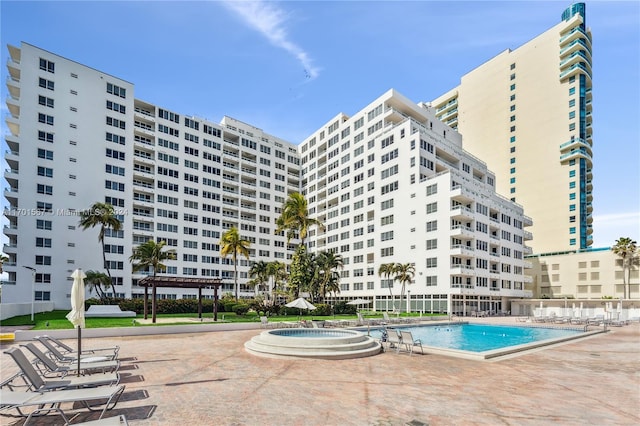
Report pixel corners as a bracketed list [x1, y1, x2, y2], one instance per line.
[77, 325, 81, 376]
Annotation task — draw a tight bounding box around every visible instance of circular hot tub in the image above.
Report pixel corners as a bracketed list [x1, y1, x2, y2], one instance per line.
[245, 328, 382, 359]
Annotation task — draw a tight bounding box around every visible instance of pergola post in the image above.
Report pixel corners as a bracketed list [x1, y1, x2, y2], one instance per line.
[213, 282, 220, 322]
[144, 284, 148, 320]
[152, 284, 157, 324]
[198, 287, 202, 319]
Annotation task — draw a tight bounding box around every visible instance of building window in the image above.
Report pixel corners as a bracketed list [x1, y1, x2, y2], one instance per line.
[569, 87, 576, 95]
[510, 84, 516, 91]
[38, 113, 54, 126]
[510, 136, 516, 143]
[569, 204, 576, 211]
[570, 238, 576, 246]
[569, 193, 576, 200]
[569, 111, 576, 119]
[39, 58, 55, 73]
[569, 170, 576, 178]
[569, 99, 576, 107]
[569, 123, 576, 131]
[510, 177, 516, 184]
[510, 167, 516, 174]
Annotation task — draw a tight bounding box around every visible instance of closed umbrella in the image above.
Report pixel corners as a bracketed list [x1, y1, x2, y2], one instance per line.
[66, 268, 86, 375]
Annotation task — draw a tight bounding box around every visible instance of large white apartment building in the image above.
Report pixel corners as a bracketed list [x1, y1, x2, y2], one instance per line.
[299, 90, 533, 314]
[3, 42, 301, 307]
[431, 3, 593, 254]
[3, 44, 534, 314]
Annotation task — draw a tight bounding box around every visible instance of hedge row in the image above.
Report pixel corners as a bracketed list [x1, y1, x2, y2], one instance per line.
[86, 298, 358, 316]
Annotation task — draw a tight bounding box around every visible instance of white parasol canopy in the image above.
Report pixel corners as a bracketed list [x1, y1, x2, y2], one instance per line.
[347, 298, 371, 306]
[285, 297, 316, 310]
[66, 268, 86, 375]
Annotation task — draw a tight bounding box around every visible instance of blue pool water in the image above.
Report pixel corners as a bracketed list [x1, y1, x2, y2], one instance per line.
[371, 324, 583, 352]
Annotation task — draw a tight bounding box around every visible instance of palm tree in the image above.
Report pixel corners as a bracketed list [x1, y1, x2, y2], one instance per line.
[316, 251, 343, 302]
[79, 202, 122, 279]
[394, 263, 416, 313]
[378, 263, 397, 311]
[612, 237, 638, 299]
[219, 226, 251, 301]
[275, 192, 324, 245]
[249, 260, 269, 297]
[129, 240, 176, 322]
[267, 261, 287, 301]
[0, 253, 9, 274]
[84, 270, 112, 300]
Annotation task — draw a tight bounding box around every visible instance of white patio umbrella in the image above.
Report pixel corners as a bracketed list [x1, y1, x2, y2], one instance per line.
[66, 268, 86, 375]
[347, 298, 372, 312]
[285, 297, 316, 318]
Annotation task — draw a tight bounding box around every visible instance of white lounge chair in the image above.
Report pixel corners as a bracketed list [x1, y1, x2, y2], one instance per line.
[35, 336, 117, 363]
[382, 312, 402, 324]
[399, 331, 424, 356]
[0, 385, 125, 425]
[3, 347, 120, 392]
[37, 335, 120, 360]
[21, 342, 120, 377]
[384, 328, 402, 353]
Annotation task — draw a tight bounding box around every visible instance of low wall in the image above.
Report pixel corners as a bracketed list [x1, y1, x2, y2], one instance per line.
[0, 302, 54, 320]
[13, 321, 261, 341]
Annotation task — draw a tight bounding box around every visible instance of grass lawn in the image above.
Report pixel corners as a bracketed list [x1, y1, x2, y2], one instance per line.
[0, 310, 439, 330]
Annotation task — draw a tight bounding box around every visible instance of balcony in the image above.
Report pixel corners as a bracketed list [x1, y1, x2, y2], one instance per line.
[523, 230, 533, 240]
[450, 225, 474, 239]
[450, 264, 475, 276]
[559, 62, 592, 81]
[559, 147, 592, 163]
[559, 38, 591, 57]
[450, 245, 475, 257]
[451, 205, 474, 221]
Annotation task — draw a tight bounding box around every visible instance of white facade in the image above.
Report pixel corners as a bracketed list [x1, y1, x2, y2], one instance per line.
[3, 43, 300, 308]
[431, 3, 593, 254]
[299, 90, 533, 314]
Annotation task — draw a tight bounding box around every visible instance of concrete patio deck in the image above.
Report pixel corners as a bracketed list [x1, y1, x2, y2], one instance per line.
[1, 318, 639, 425]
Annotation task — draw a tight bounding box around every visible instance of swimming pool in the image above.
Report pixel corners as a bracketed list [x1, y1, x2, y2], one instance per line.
[368, 323, 600, 360]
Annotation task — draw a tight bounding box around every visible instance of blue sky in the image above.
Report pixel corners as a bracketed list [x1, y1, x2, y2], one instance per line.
[1, 0, 638, 248]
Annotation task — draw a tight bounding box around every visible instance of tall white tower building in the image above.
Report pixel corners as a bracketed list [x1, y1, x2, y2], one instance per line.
[431, 3, 593, 254]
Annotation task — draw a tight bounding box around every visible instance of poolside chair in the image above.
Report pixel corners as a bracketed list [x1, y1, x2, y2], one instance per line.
[0, 385, 125, 425]
[21, 342, 120, 377]
[260, 316, 270, 329]
[382, 312, 401, 324]
[34, 336, 116, 363]
[399, 331, 424, 356]
[357, 312, 375, 326]
[3, 347, 120, 392]
[37, 335, 120, 360]
[384, 328, 402, 353]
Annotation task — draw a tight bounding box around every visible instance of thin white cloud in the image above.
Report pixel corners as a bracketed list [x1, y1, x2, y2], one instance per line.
[221, 0, 319, 80]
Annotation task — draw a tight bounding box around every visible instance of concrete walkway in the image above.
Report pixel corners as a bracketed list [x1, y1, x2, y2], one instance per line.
[1, 318, 639, 425]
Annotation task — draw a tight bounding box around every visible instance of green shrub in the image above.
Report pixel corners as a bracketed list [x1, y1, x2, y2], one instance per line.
[332, 301, 356, 315]
[233, 304, 250, 316]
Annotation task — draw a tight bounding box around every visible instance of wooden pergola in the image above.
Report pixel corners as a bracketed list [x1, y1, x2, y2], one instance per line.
[137, 276, 224, 323]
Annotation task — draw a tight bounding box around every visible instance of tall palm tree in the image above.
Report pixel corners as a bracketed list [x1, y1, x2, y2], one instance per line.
[219, 226, 251, 301]
[267, 261, 287, 301]
[378, 263, 397, 311]
[79, 202, 122, 279]
[249, 260, 269, 297]
[612, 237, 638, 299]
[129, 240, 176, 322]
[83, 270, 112, 300]
[394, 263, 416, 313]
[275, 192, 324, 245]
[316, 251, 343, 302]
